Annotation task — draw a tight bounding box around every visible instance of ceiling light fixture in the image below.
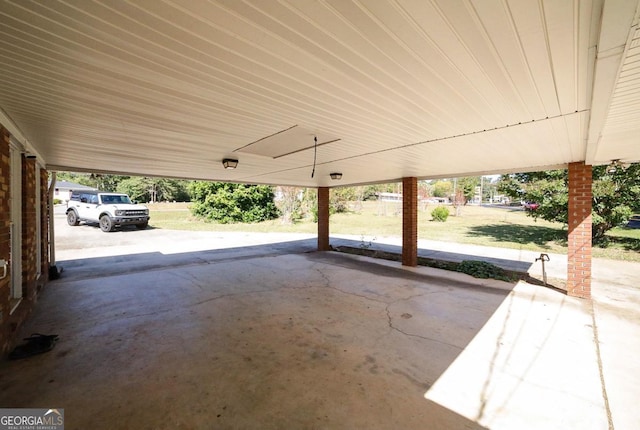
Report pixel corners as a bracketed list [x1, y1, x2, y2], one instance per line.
[222, 158, 238, 169]
[330, 172, 342, 180]
[606, 159, 629, 174]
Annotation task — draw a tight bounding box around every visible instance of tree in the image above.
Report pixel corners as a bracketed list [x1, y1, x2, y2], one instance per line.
[276, 186, 304, 224]
[451, 189, 466, 216]
[189, 181, 279, 224]
[456, 176, 479, 203]
[55, 172, 127, 191]
[361, 184, 386, 201]
[55, 171, 191, 201]
[303, 188, 319, 222]
[117, 177, 191, 202]
[331, 187, 357, 213]
[431, 180, 453, 198]
[116, 177, 149, 202]
[89, 174, 128, 192]
[591, 164, 640, 239]
[55, 171, 95, 187]
[498, 164, 640, 241]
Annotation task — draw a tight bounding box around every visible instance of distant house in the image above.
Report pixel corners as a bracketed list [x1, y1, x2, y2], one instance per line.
[492, 194, 511, 205]
[51, 180, 98, 204]
[425, 197, 449, 204]
[377, 192, 402, 202]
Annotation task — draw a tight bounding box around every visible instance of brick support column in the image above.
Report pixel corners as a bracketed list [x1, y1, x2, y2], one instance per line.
[0, 127, 11, 352]
[40, 168, 49, 281]
[22, 156, 37, 300]
[402, 177, 418, 267]
[567, 162, 592, 299]
[317, 187, 330, 251]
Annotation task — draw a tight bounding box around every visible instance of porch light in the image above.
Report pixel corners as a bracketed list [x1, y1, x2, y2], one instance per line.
[222, 158, 239, 169]
[606, 159, 629, 174]
[330, 172, 342, 180]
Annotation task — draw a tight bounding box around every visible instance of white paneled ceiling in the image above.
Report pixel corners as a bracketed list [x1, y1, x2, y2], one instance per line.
[0, 0, 639, 187]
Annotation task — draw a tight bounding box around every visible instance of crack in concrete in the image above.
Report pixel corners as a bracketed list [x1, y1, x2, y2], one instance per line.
[382, 291, 463, 350]
[171, 270, 208, 291]
[309, 265, 463, 349]
[315, 266, 331, 287]
[177, 265, 337, 311]
[306, 266, 389, 305]
[591, 300, 615, 430]
[325, 285, 389, 305]
[189, 289, 271, 307]
[384, 304, 462, 350]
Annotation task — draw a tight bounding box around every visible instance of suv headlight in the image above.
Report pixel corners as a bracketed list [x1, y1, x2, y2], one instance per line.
[144, 209, 149, 215]
[115, 210, 124, 216]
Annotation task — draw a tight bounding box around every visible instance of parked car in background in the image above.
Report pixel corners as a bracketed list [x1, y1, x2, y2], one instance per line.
[66, 191, 150, 232]
[627, 215, 640, 229]
[523, 201, 540, 210]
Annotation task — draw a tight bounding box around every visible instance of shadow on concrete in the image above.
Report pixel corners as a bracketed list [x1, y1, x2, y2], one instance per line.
[331, 237, 535, 274]
[56, 238, 319, 282]
[57, 236, 536, 286]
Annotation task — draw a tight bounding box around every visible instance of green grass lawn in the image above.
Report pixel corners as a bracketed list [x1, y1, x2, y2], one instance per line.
[147, 202, 640, 262]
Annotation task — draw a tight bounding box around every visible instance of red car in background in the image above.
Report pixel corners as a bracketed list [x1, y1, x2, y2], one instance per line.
[523, 202, 540, 210]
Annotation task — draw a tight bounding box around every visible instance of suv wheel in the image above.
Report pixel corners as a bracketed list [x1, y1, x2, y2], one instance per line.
[135, 222, 148, 230]
[99, 215, 114, 232]
[67, 210, 80, 226]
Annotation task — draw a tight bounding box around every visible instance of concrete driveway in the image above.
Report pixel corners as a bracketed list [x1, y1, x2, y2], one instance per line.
[0, 208, 637, 429]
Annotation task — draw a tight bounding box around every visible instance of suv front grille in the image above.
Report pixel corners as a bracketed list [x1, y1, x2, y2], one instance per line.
[123, 210, 147, 216]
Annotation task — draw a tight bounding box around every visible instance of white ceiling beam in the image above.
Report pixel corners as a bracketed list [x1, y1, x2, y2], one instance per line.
[586, 0, 640, 165]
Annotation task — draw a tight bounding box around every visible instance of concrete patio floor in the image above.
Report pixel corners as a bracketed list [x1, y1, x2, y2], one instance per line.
[1, 215, 638, 429]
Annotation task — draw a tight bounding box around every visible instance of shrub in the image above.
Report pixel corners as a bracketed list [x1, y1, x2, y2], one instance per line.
[189, 181, 279, 224]
[53, 198, 62, 205]
[431, 206, 450, 222]
[457, 260, 510, 281]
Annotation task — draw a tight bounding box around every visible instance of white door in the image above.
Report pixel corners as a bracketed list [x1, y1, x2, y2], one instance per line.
[74, 193, 91, 220]
[85, 193, 101, 222]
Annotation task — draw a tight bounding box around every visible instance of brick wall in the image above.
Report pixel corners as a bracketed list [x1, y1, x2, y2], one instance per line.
[0, 127, 11, 352]
[40, 168, 49, 282]
[0, 125, 50, 354]
[402, 177, 418, 266]
[22, 156, 37, 301]
[567, 162, 592, 299]
[317, 187, 330, 251]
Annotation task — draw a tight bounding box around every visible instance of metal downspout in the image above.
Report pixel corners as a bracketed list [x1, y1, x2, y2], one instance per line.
[48, 171, 59, 278]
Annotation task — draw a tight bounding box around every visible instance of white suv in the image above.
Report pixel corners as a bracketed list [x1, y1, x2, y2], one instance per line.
[66, 191, 150, 232]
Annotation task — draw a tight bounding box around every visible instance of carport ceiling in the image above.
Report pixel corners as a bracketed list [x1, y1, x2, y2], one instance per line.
[1, 0, 639, 187]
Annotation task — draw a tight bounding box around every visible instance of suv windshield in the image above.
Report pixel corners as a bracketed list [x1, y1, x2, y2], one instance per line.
[101, 194, 132, 205]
